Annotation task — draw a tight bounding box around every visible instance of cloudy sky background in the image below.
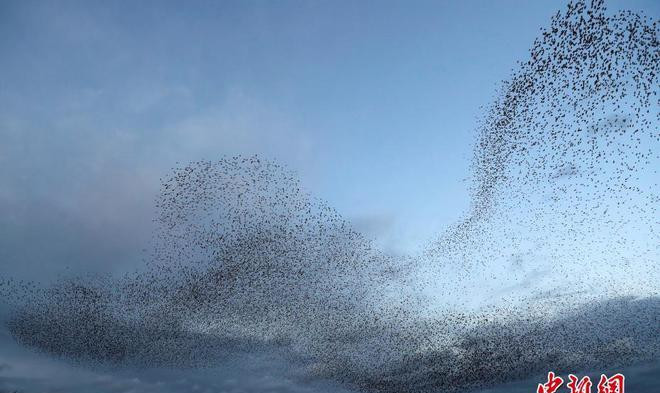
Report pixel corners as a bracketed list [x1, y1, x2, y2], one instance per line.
[1, 0, 658, 392]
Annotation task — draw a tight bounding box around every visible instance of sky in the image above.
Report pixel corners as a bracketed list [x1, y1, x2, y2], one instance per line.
[1, 0, 658, 279]
[1, 1, 659, 392]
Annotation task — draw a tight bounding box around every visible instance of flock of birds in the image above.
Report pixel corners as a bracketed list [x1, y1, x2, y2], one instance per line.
[1, 1, 658, 392]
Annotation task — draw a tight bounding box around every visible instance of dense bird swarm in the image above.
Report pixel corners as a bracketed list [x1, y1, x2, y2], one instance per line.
[1, 1, 658, 392]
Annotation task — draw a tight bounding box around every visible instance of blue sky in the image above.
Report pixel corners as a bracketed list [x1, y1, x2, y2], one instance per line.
[1, 1, 659, 392]
[1, 0, 658, 279]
